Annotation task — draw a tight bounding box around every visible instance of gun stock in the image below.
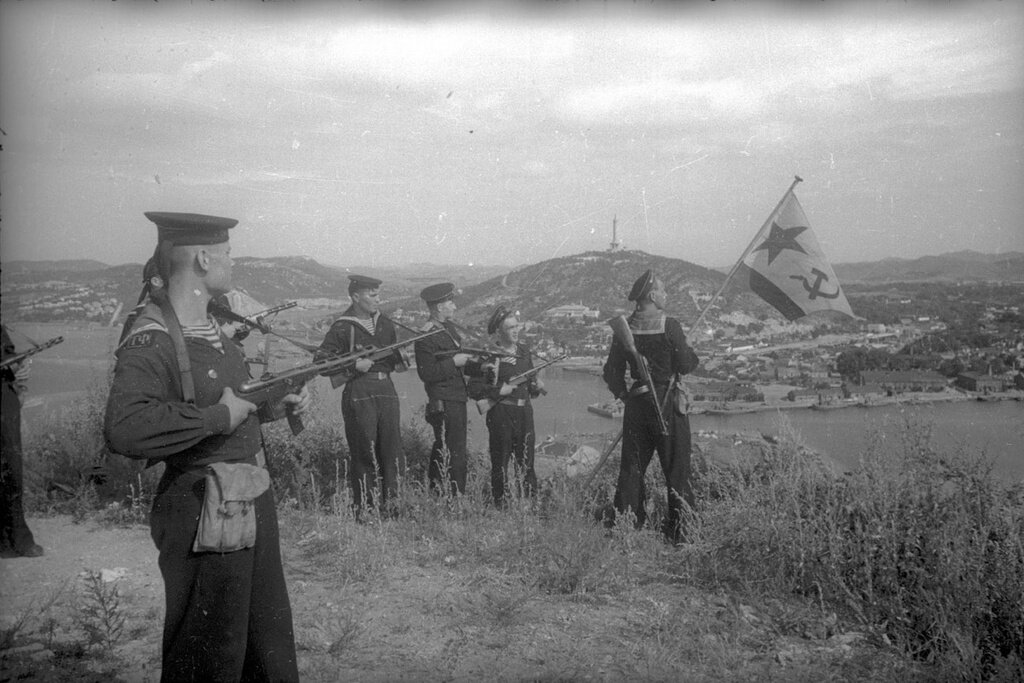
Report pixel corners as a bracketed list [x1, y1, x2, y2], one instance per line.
[607, 315, 668, 435]
[1, 336, 65, 370]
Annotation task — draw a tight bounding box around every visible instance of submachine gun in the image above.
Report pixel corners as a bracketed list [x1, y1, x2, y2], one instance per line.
[208, 300, 299, 336]
[237, 327, 446, 435]
[1, 336, 65, 370]
[475, 354, 567, 415]
[433, 346, 507, 361]
[608, 314, 669, 435]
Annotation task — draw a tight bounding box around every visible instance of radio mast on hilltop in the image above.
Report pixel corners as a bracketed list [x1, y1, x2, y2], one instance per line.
[608, 215, 623, 252]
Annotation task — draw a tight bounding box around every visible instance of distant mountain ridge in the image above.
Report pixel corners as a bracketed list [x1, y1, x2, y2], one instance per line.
[833, 250, 1024, 283]
[2, 250, 1018, 325]
[3, 259, 110, 274]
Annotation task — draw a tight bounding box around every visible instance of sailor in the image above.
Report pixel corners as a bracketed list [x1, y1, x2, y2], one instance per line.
[413, 282, 482, 495]
[602, 269, 700, 544]
[468, 305, 543, 507]
[1, 325, 44, 558]
[104, 212, 308, 681]
[315, 274, 405, 515]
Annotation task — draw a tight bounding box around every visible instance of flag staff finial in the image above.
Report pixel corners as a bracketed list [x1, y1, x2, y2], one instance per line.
[687, 174, 804, 336]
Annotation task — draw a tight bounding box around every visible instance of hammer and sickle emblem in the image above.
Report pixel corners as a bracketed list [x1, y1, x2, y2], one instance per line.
[789, 268, 841, 300]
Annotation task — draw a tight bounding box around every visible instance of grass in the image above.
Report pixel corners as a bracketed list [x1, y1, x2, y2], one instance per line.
[689, 413, 1024, 681]
[15, 383, 1024, 681]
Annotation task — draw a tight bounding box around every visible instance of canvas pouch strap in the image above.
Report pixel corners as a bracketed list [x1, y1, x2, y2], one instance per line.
[153, 294, 195, 404]
[193, 461, 270, 554]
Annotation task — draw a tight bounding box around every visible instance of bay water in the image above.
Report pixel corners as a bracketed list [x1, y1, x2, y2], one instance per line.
[15, 323, 1022, 482]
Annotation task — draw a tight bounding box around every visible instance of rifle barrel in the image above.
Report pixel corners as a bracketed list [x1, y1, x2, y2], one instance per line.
[1, 336, 64, 369]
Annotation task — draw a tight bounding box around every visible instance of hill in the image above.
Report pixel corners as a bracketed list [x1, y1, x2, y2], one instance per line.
[834, 250, 1024, 283]
[448, 249, 729, 328]
[1, 259, 109, 275]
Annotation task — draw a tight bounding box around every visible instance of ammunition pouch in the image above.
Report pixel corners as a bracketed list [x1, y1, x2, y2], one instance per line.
[193, 462, 269, 554]
[672, 380, 692, 416]
[425, 398, 445, 421]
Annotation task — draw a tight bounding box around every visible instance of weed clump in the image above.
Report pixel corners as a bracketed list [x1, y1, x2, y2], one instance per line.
[23, 378, 161, 521]
[74, 570, 126, 654]
[693, 415, 1024, 679]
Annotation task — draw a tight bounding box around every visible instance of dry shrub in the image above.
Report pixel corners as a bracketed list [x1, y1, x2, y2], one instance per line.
[692, 414, 1024, 679]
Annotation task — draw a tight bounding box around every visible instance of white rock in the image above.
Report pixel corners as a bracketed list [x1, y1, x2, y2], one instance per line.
[100, 567, 129, 583]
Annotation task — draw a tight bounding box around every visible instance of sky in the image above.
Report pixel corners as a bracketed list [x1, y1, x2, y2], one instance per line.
[1, 0, 1022, 271]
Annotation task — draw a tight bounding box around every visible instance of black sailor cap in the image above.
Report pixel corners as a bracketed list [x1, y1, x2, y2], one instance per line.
[420, 282, 456, 305]
[144, 212, 237, 246]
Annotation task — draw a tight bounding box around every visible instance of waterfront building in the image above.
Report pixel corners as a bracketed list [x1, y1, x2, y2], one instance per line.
[843, 382, 885, 401]
[956, 372, 1006, 394]
[859, 370, 949, 393]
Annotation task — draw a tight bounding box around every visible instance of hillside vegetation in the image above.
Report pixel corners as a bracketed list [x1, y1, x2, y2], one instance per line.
[4, 381, 1022, 681]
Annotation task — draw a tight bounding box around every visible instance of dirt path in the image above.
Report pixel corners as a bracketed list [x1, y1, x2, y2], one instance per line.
[0, 516, 163, 681]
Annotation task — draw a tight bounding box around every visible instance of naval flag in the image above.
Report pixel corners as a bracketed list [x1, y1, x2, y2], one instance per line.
[736, 188, 855, 321]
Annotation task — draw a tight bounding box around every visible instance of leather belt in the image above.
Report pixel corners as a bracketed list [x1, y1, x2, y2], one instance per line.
[170, 448, 266, 474]
[628, 382, 669, 398]
[361, 371, 391, 380]
[501, 398, 528, 407]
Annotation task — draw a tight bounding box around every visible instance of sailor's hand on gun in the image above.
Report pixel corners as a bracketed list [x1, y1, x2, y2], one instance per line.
[452, 352, 470, 368]
[219, 387, 257, 433]
[280, 384, 311, 416]
[13, 360, 30, 396]
[354, 358, 374, 373]
[498, 382, 515, 397]
[220, 321, 243, 339]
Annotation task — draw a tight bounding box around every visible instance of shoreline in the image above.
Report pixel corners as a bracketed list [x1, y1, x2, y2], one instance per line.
[578, 387, 1019, 419]
[696, 388, 1022, 416]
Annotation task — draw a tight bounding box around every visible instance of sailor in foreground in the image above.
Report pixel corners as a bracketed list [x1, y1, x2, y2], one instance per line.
[602, 269, 700, 544]
[1, 325, 44, 558]
[315, 274, 406, 516]
[468, 305, 543, 507]
[104, 212, 308, 682]
[413, 282, 483, 495]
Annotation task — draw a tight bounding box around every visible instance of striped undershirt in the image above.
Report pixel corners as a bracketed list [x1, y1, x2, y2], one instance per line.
[180, 320, 225, 353]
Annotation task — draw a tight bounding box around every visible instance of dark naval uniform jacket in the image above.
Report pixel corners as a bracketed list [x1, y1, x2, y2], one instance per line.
[602, 313, 699, 399]
[469, 343, 539, 405]
[105, 302, 262, 467]
[315, 306, 404, 376]
[414, 319, 471, 403]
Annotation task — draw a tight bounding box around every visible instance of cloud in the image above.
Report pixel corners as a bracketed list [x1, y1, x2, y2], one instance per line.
[558, 78, 763, 126]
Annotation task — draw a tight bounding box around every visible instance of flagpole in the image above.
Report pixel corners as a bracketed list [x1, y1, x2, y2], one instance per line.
[686, 175, 803, 337]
